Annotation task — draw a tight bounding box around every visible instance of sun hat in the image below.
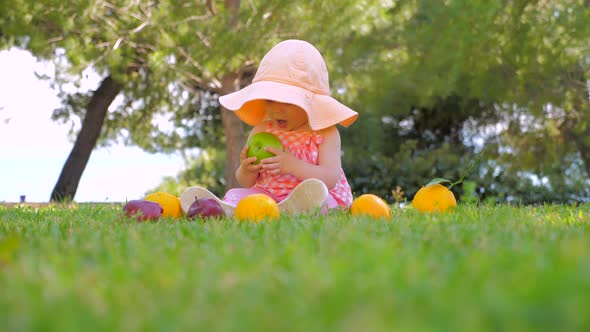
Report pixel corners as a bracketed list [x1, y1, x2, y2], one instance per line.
[218, 39, 358, 131]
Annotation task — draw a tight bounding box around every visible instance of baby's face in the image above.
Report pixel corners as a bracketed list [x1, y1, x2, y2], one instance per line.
[265, 100, 309, 131]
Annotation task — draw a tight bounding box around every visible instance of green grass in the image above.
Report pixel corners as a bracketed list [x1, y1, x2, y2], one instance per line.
[1, 204, 589, 332]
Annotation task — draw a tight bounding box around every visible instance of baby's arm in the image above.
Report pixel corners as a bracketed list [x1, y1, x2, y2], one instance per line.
[261, 126, 342, 189]
[235, 124, 264, 188]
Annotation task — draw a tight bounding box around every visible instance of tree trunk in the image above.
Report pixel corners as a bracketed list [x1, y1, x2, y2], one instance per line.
[561, 65, 590, 177]
[576, 135, 590, 177]
[568, 110, 590, 178]
[562, 115, 590, 177]
[50, 75, 122, 202]
[220, 72, 247, 191]
[212, 0, 247, 191]
[576, 84, 590, 177]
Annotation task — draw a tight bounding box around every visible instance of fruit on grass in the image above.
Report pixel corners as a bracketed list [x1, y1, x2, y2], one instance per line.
[412, 183, 457, 213]
[350, 194, 391, 219]
[123, 200, 163, 221]
[144, 191, 182, 218]
[247, 132, 284, 165]
[234, 194, 280, 223]
[186, 196, 224, 220]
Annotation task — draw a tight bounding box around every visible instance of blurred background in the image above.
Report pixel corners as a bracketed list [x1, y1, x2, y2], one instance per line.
[1, 0, 588, 204]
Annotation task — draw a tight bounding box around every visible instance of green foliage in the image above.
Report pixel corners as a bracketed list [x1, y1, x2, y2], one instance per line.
[1, 204, 590, 331]
[342, 95, 491, 202]
[341, 0, 590, 203]
[1, 0, 392, 150]
[460, 180, 479, 204]
[344, 135, 469, 202]
[0, 0, 394, 189]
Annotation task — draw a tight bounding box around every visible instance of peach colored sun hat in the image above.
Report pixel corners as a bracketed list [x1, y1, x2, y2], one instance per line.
[218, 39, 358, 131]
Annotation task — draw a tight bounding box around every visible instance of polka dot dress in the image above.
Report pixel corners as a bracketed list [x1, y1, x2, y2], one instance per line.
[254, 122, 353, 207]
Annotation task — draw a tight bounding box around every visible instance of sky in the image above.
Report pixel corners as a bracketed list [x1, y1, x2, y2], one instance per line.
[0, 49, 186, 203]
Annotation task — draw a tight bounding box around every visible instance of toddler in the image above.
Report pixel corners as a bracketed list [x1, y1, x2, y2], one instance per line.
[181, 39, 358, 216]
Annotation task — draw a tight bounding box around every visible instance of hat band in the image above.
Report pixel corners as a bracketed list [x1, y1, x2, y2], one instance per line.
[252, 75, 330, 95]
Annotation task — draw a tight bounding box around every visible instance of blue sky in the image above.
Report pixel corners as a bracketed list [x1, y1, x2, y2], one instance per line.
[0, 49, 186, 203]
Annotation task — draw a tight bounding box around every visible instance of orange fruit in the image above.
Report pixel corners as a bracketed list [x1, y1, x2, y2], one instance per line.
[234, 194, 280, 223]
[412, 184, 457, 213]
[145, 191, 182, 218]
[350, 194, 391, 219]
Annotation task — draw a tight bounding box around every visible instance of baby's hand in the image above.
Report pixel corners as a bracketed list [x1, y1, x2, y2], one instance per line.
[239, 145, 262, 174]
[260, 147, 297, 175]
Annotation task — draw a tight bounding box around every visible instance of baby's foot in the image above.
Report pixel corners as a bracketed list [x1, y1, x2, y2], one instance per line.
[180, 186, 236, 217]
[278, 178, 329, 216]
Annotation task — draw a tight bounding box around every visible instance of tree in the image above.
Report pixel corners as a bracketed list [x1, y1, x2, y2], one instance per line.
[1, 0, 391, 201]
[341, 0, 590, 202]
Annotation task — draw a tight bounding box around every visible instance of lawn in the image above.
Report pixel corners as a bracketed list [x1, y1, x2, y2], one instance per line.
[1, 204, 589, 332]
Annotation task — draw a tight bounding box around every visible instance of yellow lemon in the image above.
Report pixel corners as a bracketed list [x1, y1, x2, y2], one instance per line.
[350, 194, 391, 219]
[234, 194, 280, 223]
[412, 184, 457, 213]
[145, 191, 182, 218]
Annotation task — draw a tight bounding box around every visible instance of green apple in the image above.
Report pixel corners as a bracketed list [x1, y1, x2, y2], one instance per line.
[247, 132, 284, 164]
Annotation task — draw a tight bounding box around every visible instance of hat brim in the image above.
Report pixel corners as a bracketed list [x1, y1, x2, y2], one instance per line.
[218, 80, 358, 131]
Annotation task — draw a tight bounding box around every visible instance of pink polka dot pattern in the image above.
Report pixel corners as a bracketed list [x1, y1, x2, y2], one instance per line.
[253, 122, 353, 208]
